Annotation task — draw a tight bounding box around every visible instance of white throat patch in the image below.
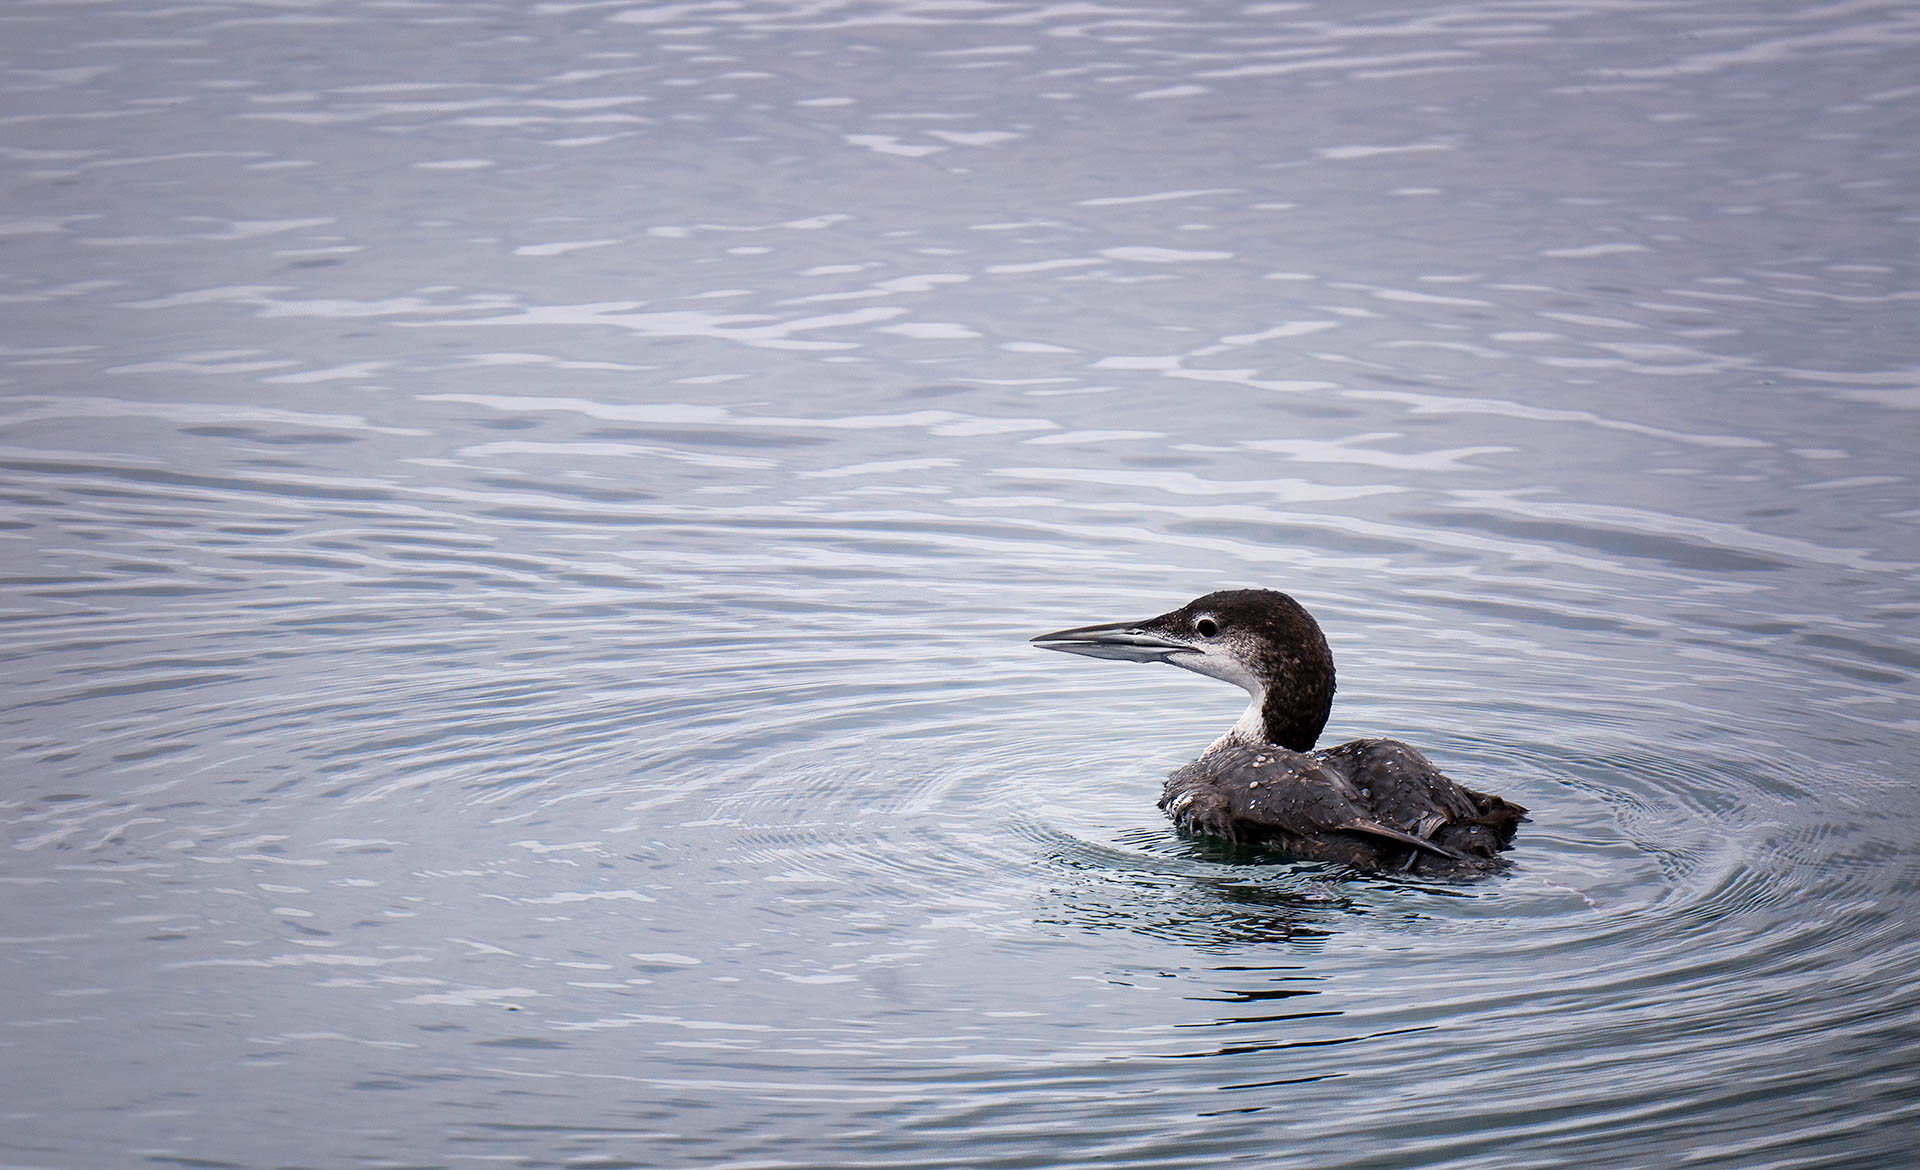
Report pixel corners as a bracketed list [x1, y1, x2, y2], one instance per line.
[1207, 688, 1271, 752]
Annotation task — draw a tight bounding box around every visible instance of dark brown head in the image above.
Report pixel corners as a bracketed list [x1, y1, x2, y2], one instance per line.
[1031, 589, 1336, 751]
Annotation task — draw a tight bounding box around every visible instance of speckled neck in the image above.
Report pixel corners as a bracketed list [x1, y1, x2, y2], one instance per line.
[1259, 670, 1333, 751]
[1247, 599, 1335, 751]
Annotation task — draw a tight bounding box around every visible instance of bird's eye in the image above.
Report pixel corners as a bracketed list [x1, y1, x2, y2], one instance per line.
[1196, 617, 1218, 638]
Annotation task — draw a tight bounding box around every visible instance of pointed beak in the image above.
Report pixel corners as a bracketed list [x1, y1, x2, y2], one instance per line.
[1030, 618, 1195, 664]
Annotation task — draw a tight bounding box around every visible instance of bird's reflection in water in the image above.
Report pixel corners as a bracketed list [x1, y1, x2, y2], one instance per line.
[1035, 829, 1464, 1112]
[1039, 825, 1482, 946]
[1037, 833, 1351, 948]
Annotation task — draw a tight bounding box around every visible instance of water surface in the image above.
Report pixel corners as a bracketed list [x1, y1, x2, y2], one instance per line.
[4, 1, 1919, 1167]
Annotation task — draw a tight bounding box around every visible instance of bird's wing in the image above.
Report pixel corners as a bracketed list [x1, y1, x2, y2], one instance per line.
[1334, 817, 1471, 861]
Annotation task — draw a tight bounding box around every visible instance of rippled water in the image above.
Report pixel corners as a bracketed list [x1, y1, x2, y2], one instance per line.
[5, 1, 1919, 1167]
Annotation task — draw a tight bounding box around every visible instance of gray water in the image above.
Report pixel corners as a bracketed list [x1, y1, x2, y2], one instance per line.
[4, 1, 1919, 1167]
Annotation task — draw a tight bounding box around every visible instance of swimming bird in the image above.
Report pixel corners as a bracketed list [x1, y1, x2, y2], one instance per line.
[1032, 589, 1524, 877]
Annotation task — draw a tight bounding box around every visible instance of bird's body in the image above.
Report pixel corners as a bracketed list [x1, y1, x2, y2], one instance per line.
[1032, 589, 1524, 877]
[1160, 738, 1523, 878]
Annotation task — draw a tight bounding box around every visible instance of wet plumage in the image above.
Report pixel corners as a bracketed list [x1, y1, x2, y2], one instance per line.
[1032, 589, 1525, 877]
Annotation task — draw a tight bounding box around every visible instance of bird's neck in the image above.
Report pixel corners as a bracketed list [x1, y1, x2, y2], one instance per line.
[1208, 694, 1271, 754]
[1208, 685, 1328, 754]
